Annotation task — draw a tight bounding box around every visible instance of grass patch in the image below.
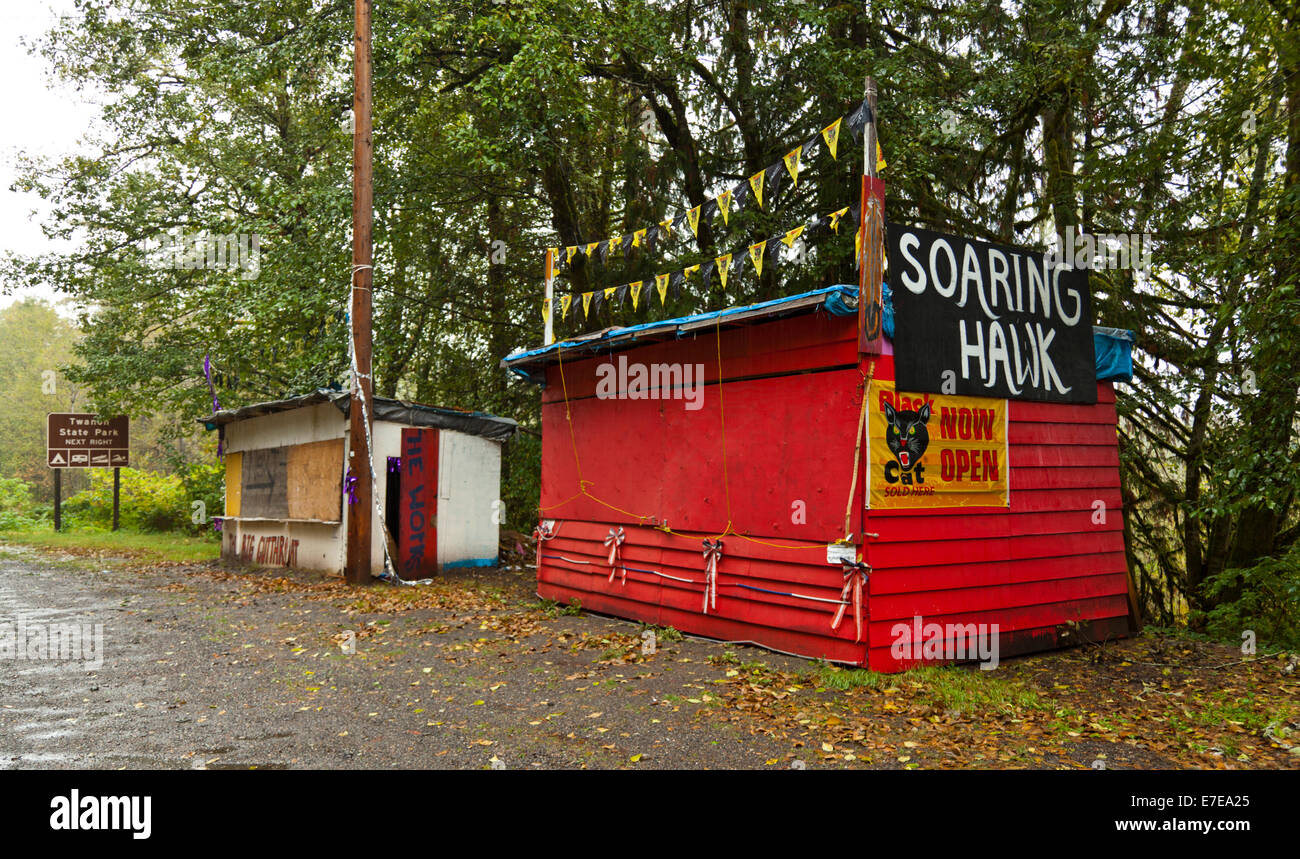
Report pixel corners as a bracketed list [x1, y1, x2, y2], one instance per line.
[0, 527, 220, 563]
[639, 623, 684, 643]
[536, 597, 583, 618]
[815, 663, 887, 691]
[902, 665, 1048, 715]
[1189, 690, 1295, 733]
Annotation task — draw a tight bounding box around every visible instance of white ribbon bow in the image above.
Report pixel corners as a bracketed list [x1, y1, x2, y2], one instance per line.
[604, 527, 626, 584]
[701, 539, 724, 614]
[532, 520, 556, 571]
[831, 561, 870, 643]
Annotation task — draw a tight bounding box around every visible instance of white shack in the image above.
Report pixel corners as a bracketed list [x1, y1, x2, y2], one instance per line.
[201, 389, 517, 577]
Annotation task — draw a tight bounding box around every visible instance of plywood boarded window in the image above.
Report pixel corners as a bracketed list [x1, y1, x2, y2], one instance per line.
[287, 438, 344, 521]
[239, 440, 344, 521]
[240, 447, 289, 518]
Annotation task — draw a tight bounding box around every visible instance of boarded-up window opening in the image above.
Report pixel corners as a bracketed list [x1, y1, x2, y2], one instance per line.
[287, 438, 344, 521]
[240, 439, 344, 522]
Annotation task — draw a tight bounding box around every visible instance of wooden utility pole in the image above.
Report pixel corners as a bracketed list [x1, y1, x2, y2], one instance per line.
[858, 76, 885, 355]
[345, 0, 375, 585]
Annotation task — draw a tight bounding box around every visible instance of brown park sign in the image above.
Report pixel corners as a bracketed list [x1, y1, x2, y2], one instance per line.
[47, 413, 130, 468]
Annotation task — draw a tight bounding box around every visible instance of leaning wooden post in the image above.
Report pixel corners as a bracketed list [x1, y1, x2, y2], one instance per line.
[858, 77, 885, 355]
[345, 0, 375, 585]
[543, 247, 556, 346]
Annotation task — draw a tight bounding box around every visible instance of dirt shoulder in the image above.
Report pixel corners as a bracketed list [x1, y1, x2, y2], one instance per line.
[1, 541, 1296, 770]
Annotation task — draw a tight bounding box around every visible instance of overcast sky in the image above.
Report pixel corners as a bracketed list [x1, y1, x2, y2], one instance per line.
[0, 0, 96, 311]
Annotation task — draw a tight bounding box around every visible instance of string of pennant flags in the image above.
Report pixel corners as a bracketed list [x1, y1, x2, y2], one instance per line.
[547, 98, 886, 272]
[544, 200, 873, 324]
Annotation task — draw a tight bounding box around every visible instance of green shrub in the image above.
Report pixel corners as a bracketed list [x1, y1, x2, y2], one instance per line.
[500, 432, 541, 532]
[0, 477, 47, 530]
[62, 468, 191, 532]
[179, 461, 225, 531]
[1202, 543, 1300, 650]
[0, 477, 35, 514]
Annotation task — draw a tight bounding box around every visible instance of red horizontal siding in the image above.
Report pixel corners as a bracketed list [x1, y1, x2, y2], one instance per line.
[542, 311, 859, 404]
[540, 366, 865, 537]
[869, 552, 1130, 595]
[867, 595, 1131, 671]
[533, 311, 1130, 670]
[538, 521, 868, 664]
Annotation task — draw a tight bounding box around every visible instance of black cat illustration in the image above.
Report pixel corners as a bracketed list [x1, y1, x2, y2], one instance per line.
[883, 401, 931, 471]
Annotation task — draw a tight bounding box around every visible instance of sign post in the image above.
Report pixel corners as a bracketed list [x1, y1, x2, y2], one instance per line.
[113, 467, 121, 531]
[46, 413, 131, 532]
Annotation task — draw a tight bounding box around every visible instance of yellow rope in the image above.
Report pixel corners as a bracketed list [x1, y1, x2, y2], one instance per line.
[711, 315, 735, 541]
[842, 359, 876, 541]
[557, 348, 584, 483]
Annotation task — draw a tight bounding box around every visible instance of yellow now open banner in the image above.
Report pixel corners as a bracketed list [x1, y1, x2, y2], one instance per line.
[868, 380, 1009, 509]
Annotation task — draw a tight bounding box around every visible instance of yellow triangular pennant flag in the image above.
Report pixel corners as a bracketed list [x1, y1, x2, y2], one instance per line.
[629, 281, 642, 310]
[749, 241, 766, 278]
[876, 141, 887, 172]
[684, 264, 700, 280]
[632, 229, 646, 248]
[660, 218, 674, 240]
[566, 246, 578, 264]
[586, 242, 599, 259]
[822, 119, 842, 160]
[604, 287, 616, 301]
[608, 235, 621, 253]
[781, 225, 805, 248]
[716, 189, 731, 225]
[748, 171, 765, 210]
[560, 294, 573, 319]
[829, 207, 849, 234]
[542, 297, 551, 321]
[656, 273, 669, 304]
[783, 148, 801, 186]
[717, 254, 732, 288]
[582, 292, 593, 318]
[687, 206, 701, 237]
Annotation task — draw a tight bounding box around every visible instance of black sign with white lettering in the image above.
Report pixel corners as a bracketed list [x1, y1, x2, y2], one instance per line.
[887, 223, 1096, 405]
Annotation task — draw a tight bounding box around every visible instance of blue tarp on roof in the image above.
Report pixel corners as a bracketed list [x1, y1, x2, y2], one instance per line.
[503, 284, 1134, 386]
[1092, 326, 1136, 383]
[504, 285, 857, 369]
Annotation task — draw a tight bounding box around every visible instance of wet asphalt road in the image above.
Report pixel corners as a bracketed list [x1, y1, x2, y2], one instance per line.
[0, 544, 802, 770]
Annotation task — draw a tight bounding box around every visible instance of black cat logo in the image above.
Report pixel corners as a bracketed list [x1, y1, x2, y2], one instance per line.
[884, 401, 931, 471]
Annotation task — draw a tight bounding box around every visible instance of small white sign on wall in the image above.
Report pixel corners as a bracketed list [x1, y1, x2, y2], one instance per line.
[826, 543, 858, 565]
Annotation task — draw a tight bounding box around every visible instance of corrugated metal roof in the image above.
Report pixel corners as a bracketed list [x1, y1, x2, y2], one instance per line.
[198, 388, 518, 442]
